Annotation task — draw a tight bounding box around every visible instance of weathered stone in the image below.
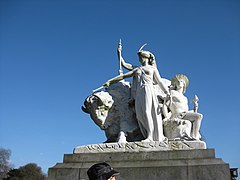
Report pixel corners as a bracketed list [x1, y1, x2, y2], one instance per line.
[73, 140, 206, 154]
[48, 148, 230, 180]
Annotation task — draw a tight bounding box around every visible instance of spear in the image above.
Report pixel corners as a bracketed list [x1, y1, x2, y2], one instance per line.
[93, 40, 123, 93]
[117, 39, 123, 75]
[92, 86, 104, 93]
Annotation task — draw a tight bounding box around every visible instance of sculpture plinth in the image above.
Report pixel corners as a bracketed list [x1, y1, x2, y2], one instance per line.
[48, 145, 230, 180]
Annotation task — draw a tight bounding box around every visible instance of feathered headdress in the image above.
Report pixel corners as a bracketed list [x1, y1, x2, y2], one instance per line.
[171, 74, 189, 93]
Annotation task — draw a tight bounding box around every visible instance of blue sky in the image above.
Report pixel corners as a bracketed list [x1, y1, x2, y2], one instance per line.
[1, 0, 240, 174]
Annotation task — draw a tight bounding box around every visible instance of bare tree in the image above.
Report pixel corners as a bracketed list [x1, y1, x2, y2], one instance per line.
[0, 147, 12, 179]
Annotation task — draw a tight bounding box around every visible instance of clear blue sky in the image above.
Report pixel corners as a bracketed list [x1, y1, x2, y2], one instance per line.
[1, 0, 240, 174]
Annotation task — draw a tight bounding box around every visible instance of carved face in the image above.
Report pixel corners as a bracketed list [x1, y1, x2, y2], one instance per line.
[138, 50, 152, 65]
[91, 104, 110, 128]
[138, 55, 148, 64]
[171, 74, 189, 94]
[82, 92, 114, 130]
[171, 78, 186, 94]
[176, 79, 185, 91]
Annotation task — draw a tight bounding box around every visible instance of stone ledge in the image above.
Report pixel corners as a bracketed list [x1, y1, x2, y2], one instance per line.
[48, 148, 230, 180]
[54, 158, 226, 169]
[73, 140, 206, 154]
[65, 148, 213, 163]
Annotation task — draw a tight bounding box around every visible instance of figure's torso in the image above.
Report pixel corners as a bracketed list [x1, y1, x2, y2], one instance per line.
[136, 65, 154, 83]
[169, 90, 189, 116]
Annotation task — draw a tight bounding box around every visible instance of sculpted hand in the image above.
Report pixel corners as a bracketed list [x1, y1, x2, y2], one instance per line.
[117, 45, 122, 53]
[117, 39, 122, 53]
[165, 93, 171, 101]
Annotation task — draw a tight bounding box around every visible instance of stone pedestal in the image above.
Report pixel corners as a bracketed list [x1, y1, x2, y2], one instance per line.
[48, 142, 230, 180]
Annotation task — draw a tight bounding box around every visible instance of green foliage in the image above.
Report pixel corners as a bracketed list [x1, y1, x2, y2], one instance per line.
[5, 163, 46, 180]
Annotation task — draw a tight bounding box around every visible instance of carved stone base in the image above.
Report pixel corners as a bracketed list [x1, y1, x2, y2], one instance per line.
[48, 143, 230, 180]
[74, 140, 206, 153]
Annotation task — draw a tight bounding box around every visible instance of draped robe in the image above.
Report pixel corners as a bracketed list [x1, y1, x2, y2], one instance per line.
[134, 66, 165, 141]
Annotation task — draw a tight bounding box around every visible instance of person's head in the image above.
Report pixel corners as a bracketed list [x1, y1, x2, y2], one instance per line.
[137, 44, 155, 65]
[87, 162, 119, 180]
[171, 74, 189, 94]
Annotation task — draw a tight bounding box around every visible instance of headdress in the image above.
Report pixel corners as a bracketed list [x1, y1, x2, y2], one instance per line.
[137, 43, 154, 59]
[171, 74, 189, 93]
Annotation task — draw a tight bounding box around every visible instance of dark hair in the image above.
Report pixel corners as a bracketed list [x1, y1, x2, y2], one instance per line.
[87, 162, 119, 180]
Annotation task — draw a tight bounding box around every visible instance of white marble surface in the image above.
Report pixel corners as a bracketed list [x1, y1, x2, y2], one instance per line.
[74, 140, 207, 154]
[82, 43, 205, 147]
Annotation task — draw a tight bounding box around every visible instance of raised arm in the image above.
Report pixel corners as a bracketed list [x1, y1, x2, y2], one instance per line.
[120, 57, 134, 70]
[117, 40, 135, 71]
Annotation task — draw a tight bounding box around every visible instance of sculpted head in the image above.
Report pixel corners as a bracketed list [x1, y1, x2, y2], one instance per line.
[137, 44, 155, 65]
[82, 91, 114, 129]
[171, 74, 189, 93]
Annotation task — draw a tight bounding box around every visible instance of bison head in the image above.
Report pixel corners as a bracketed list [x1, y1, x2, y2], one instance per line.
[82, 91, 114, 129]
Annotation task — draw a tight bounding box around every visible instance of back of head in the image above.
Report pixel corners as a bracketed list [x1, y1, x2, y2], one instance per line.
[87, 162, 119, 180]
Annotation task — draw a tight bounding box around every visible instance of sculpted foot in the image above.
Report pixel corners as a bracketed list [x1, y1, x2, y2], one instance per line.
[181, 135, 195, 141]
[117, 131, 127, 143]
[141, 138, 153, 142]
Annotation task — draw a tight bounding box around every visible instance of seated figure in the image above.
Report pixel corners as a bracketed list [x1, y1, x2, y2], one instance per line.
[162, 74, 203, 140]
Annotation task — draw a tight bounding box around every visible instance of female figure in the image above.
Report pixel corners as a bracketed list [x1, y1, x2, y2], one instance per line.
[117, 42, 157, 102]
[104, 45, 169, 142]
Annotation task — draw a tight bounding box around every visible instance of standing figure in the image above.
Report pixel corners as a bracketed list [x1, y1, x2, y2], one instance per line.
[103, 45, 169, 142]
[163, 74, 203, 140]
[117, 41, 157, 103]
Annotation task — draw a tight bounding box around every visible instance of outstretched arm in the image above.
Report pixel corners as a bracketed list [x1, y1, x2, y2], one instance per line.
[103, 69, 135, 88]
